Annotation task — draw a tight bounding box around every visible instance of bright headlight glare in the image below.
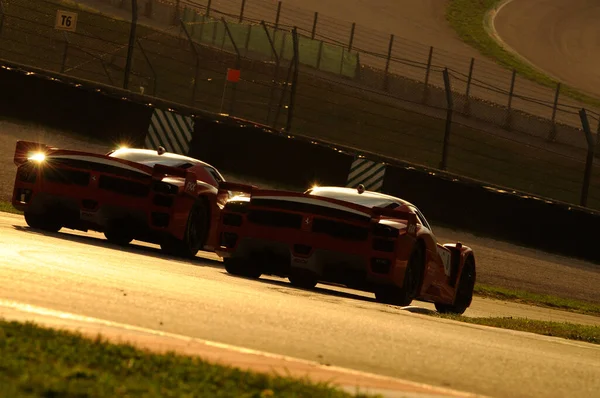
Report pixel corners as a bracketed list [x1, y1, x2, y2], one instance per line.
[28, 152, 46, 162]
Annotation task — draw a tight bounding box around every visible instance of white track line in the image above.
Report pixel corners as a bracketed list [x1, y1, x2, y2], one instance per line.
[485, 0, 563, 83]
[0, 299, 481, 397]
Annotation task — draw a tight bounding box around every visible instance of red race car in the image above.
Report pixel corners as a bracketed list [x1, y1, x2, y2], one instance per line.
[215, 185, 476, 314]
[12, 140, 232, 258]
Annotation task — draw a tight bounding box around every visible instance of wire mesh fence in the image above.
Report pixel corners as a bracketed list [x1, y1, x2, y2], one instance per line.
[1, 0, 600, 210]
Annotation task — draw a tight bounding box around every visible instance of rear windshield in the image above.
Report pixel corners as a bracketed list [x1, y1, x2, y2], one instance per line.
[308, 189, 398, 208]
[110, 151, 197, 168]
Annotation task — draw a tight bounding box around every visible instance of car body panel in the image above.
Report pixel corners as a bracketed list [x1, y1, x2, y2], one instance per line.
[216, 185, 475, 308]
[12, 141, 230, 251]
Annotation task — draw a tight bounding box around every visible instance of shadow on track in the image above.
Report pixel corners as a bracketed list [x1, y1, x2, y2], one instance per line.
[12, 225, 224, 269]
[13, 224, 435, 314]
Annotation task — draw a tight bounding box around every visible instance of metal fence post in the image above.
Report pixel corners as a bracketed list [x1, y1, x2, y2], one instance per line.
[244, 24, 252, 56]
[383, 34, 394, 91]
[191, 10, 198, 38]
[137, 39, 157, 95]
[222, 18, 242, 114]
[440, 68, 453, 171]
[464, 57, 474, 114]
[274, 51, 293, 129]
[348, 23, 356, 51]
[275, 1, 281, 30]
[173, 0, 180, 25]
[279, 32, 287, 60]
[579, 108, 595, 207]
[123, 0, 138, 90]
[311, 12, 318, 39]
[424, 46, 433, 86]
[60, 32, 70, 73]
[548, 82, 561, 141]
[239, 0, 246, 23]
[507, 69, 516, 110]
[316, 40, 323, 69]
[505, 69, 516, 128]
[422, 46, 433, 104]
[0, 0, 5, 36]
[180, 19, 200, 105]
[286, 27, 300, 133]
[262, 21, 280, 125]
[272, 0, 282, 58]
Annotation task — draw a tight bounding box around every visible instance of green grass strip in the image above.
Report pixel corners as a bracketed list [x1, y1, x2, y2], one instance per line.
[0, 320, 375, 398]
[446, 0, 600, 107]
[438, 314, 600, 345]
[474, 284, 600, 317]
[0, 201, 20, 215]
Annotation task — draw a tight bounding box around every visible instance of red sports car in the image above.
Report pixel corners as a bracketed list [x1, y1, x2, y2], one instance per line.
[215, 185, 476, 314]
[12, 140, 232, 258]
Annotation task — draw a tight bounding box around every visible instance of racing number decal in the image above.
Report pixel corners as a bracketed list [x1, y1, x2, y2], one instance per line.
[185, 180, 197, 194]
[407, 214, 417, 236]
[437, 246, 452, 277]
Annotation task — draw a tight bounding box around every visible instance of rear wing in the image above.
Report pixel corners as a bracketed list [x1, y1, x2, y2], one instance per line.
[152, 164, 197, 195]
[14, 141, 54, 166]
[218, 181, 257, 195]
[371, 206, 418, 236]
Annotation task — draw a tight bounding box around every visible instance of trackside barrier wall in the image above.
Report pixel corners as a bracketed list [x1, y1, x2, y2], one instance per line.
[346, 157, 386, 192]
[2, 59, 599, 264]
[145, 108, 194, 155]
[188, 116, 355, 189]
[381, 162, 600, 263]
[0, 63, 153, 146]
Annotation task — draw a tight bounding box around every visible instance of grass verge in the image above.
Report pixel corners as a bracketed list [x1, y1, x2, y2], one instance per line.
[0, 319, 374, 398]
[445, 0, 600, 107]
[437, 314, 600, 345]
[474, 284, 600, 317]
[0, 201, 20, 215]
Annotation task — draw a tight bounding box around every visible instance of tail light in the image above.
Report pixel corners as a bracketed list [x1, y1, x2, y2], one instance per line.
[14, 141, 52, 166]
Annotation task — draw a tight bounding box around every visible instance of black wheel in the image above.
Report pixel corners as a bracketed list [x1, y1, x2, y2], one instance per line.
[375, 242, 425, 306]
[223, 257, 262, 279]
[435, 256, 476, 315]
[104, 227, 134, 246]
[161, 198, 209, 258]
[288, 268, 318, 289]
[24, 211, 62, 233]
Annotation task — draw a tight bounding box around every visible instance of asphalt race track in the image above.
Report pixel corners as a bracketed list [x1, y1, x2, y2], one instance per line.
[493, 0, 600, 98]
[1, 212, 599, 398]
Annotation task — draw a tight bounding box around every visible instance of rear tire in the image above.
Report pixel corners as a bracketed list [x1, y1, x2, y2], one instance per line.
[288, 268, 318, 289]
[375, 242, 424, 306]
[224, 258, 262, 279]
[24, 211, 62, 233]
[161, 198, 209, 259]
[435, 256, 476, 315]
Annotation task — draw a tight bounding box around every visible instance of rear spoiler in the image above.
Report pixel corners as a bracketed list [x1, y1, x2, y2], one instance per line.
[152, 164, 198, 196]
[14, 141, 54, 166]
[218, 181, 257, 195]
[371, 206, 418, 236]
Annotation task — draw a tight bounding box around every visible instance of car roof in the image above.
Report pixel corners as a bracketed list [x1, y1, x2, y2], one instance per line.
[307, 186, 418, 208]
[109, 148, 215, 168]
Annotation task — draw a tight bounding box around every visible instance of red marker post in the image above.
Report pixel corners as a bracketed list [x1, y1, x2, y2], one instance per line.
[220, 68, 241, 113]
